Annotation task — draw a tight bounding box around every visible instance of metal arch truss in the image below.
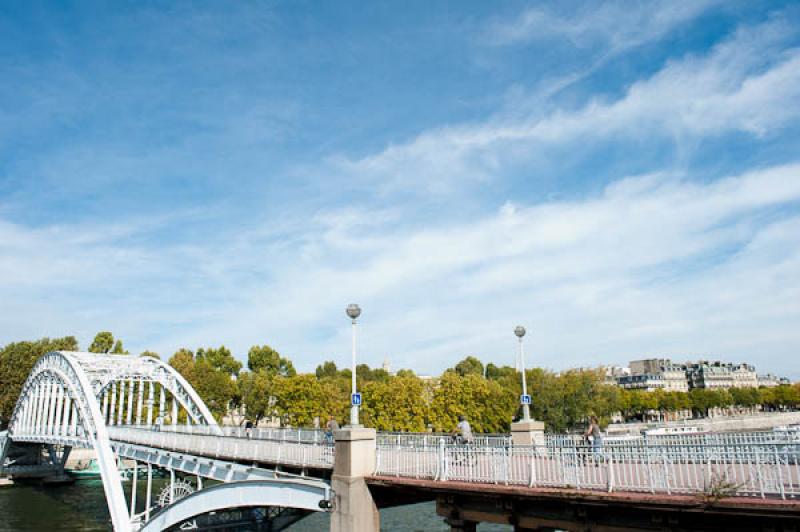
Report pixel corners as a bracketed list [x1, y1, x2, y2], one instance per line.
[5, 351, 223, 532]
[139, 479, 332, 532]
[69, 351, 220, 431]
[6, 352, 132, 531]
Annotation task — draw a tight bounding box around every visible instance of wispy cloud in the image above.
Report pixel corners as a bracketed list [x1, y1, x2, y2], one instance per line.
[333, 17, 800, 195]
[484, 0, 721, 49]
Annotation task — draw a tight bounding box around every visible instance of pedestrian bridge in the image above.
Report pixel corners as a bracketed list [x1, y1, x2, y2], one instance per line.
[1, 351, 799, 531]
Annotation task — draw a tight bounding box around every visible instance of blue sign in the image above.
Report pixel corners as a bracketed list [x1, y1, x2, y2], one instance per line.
[351, 393, 362, 406]
[520, 394, 532, 405]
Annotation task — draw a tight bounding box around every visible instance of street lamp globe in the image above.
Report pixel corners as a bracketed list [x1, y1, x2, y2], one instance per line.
[346, 304, 361, 321]
[514, 325, 526, 338]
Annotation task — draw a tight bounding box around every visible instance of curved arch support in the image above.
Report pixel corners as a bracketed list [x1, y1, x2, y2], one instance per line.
[139, 479, 332, 532]
[8, 353, 134, 532]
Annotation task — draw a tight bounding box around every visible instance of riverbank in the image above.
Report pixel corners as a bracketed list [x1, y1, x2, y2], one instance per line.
[608, 411, 800, 435]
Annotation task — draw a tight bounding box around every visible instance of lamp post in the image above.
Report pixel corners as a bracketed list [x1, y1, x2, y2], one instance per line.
[515, 325, 530, 421]
[346, 303, 362, 426]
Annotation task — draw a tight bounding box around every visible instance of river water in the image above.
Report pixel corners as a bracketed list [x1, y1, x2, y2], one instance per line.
[0, 480, 512, 531]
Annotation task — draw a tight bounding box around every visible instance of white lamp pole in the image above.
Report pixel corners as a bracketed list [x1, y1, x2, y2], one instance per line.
[515, 326, 531, 421]
[347, 304, 362, 426]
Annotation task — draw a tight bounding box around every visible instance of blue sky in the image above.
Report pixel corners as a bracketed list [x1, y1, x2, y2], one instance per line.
[1, 1, 799, 378]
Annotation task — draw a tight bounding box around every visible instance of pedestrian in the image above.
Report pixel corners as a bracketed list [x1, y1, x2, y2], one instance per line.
[325, 415, 339, 443]
[583, 415, 603, 459]
[453, 415, 473, 444]
[244, 420, 253, 439]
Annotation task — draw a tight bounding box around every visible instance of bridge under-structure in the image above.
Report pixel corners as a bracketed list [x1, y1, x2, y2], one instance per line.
[1, 351, 799, 531]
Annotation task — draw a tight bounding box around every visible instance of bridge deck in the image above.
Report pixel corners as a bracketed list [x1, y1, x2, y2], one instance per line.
[368, 476, 800, 531]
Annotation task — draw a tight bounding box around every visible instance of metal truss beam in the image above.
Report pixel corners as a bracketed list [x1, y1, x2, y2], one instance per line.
[139, 479, 332, 532]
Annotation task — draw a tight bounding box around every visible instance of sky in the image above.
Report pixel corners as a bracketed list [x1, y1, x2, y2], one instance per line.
[1, 1, 799, 378]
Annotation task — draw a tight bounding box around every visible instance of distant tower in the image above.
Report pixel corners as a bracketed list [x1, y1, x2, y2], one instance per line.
[382, 357, 390, 373]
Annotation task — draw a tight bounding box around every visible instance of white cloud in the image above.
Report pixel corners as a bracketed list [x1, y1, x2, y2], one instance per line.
[333, 17, 800, 194]
[485, 0, 721, 49]
[1, 164, 799, 377]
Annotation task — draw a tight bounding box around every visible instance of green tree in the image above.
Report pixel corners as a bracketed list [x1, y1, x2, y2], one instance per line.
[453, 356, 484, 377]
[111, 340, 128, 354]
[140, 350, 160, 359]
[361, 376, 431, 431]
[486, 363, 516, 381]
[315, 361, 339, 379]
[0, 336, 79, 426]
[247, 345, 295, 376]
[429, 372, 515, 433]
[168, 348, 237, 422]
[272, 374, 327, 427]
[238, 370, 274, 424]
[89, 331, 115, 354]
[196, 346, 242, 377]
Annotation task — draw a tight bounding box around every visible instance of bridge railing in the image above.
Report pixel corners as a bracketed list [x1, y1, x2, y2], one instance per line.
[375, 440, 800, 499]
[125, 424, 327, 444]
[548, 430, 798, 449]
[108, 427, 334, 469]
[376, 432, 511, 448]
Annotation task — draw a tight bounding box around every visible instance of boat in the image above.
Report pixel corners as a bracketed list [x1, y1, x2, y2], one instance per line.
[66, 459, 103, 479]
[67, 459, 135, 480]
[643, 425, 704, 436]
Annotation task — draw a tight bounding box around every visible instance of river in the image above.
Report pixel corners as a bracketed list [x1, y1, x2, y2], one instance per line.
[0, 480, 512, 531]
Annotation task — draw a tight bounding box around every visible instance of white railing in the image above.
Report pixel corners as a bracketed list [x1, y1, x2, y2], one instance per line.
[375, 441, 800, 499]
[108, 427, 334, 469]
[376, 432, 511, 448]
[127, 424, 327, 444]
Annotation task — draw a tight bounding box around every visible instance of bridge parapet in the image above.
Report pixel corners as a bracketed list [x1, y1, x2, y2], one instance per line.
[108, 426, 335, 469]
[375, 437, 800, 499]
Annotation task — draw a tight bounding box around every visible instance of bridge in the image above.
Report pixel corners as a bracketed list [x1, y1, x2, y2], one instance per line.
[1, 352, 799, 531]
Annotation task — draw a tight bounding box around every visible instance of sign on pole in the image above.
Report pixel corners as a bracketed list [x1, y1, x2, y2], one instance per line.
[520, 394, 532, 405]
[351, 393, 362, 406]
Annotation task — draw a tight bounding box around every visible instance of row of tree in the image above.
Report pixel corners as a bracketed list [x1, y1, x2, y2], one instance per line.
[1, 335, 799, 433]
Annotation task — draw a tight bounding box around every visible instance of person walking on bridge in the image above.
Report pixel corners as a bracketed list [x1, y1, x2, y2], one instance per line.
[325, 415, 339, 443]
[453, 415, 473, 444]
[583, 415, 603, 459]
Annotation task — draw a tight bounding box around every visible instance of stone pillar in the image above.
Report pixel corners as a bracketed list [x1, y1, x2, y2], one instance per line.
[330, 426, 379, 532]
[510, 419, 546, 447]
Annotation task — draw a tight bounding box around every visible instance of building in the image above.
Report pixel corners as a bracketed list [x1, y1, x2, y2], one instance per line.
[730, 363, 758, 388]
[627, 358, 689, 392]
[685, 361, 735, 389]
[617, 373, 666, 392]
[758, 374, 782, 387]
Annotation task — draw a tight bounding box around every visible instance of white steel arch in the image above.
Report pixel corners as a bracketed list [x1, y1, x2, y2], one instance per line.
[7, 352, 132, 531]
[6, 351, 224, 532]
[139, 479, 331, 532]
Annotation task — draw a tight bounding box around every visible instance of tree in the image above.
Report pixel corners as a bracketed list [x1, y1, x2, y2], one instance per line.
[453, 356, 484, 377]
[196, 346, 242, 377]
[248, 345, 295, 376]
[428, 372, 516, 433]
[0, 336, 79, 426]
[238, 370, 274, 425]
[315, 361, 339, 379]
[486, 363, 516, 381]
[89, 331, 115, 354]
[361, 376, 431, 431]
[140, 350, 160, 359]
[272, 374, 327, 427]
[168, 348, 236, 422]
[395, 369, 416, 378]
[111, 340, 128, 354]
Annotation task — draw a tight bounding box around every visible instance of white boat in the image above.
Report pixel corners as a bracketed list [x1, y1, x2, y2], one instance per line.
[643, 425, 703, 436]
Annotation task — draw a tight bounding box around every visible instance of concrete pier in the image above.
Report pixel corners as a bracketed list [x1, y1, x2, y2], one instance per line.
[330, 426, 379, 532]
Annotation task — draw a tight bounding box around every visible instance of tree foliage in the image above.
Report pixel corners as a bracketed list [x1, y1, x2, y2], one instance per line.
[453, 356, 484, 377]
[248, 345, 295, 376]
[89, 331, 115, 354]
[0, 336, 79, 426]
[196, 346, 242, 377]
